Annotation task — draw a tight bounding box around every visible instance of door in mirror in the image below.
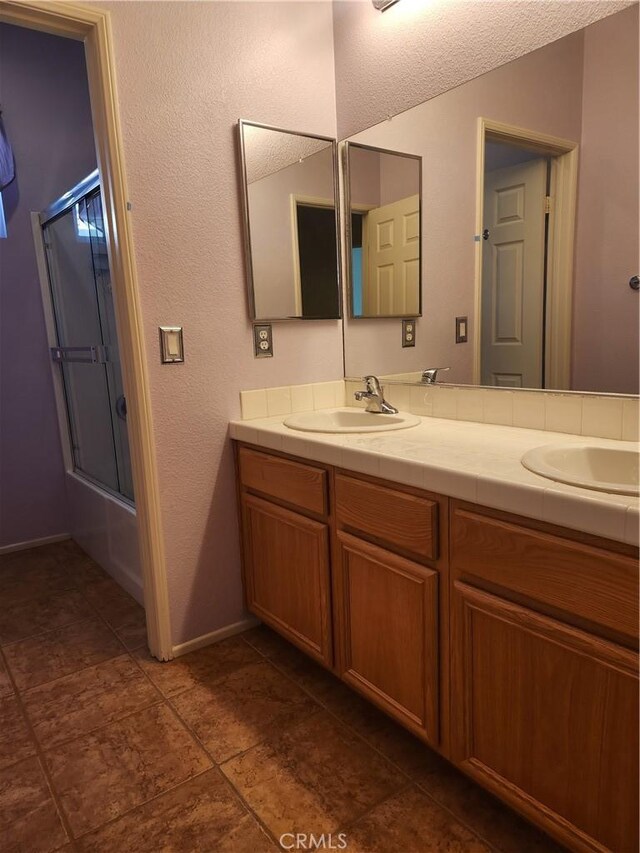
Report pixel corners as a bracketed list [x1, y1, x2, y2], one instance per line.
[238, 120, 341, 320]
[344, 142, 421, 319]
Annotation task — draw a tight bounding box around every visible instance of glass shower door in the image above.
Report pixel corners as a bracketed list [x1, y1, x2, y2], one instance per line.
[42, 180, 134, 502]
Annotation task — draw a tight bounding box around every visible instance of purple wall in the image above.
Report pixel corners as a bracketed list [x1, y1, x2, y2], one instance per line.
[0, 24, 97, 547]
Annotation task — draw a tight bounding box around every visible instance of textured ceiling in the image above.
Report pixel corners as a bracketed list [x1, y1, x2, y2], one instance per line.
[333, 0, 636, 138]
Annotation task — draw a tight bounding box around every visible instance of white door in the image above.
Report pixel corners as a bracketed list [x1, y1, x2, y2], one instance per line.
[481, 159, 546, 388]
[363, 194, 420, 316]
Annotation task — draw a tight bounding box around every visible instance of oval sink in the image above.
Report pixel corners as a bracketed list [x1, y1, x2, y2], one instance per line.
[284, 407, 421, 434]
[521, 443, 639, 496]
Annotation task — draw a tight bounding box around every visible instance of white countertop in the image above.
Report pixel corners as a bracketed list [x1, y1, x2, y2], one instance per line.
[230, 409, 639, 547]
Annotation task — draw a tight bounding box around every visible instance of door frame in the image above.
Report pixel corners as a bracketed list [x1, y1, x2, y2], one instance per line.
[1, 0, 173, 660]
[474, 118, 579, 389]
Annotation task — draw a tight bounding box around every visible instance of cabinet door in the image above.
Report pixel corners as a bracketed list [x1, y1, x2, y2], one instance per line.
[242, 493, 332, 666]
[334, 532, 439, 744]
[452, 582, 639, 853]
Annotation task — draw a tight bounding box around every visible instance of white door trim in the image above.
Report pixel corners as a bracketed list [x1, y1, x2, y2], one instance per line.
[2, 0, 173, 660]
[474, 117, 579, 389]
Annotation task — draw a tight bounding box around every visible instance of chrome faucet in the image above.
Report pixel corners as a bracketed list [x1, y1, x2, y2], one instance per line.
[422, 366, 450, 384]
[354, 375, 399, 414]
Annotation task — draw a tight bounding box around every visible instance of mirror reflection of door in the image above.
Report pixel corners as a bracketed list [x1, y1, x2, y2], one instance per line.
[481, 144, 550, 388]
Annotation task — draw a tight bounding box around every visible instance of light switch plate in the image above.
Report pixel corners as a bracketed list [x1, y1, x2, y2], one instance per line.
[402, 319, 416, 348]
[455, 316, 468, 344]
[253, 323, 273, 358]
[159, 326, 184, 363]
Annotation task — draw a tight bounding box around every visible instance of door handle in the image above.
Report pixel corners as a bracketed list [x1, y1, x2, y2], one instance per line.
[115, 395, 127, 421]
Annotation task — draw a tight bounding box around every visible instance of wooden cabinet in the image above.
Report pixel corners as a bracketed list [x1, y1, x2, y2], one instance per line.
[334, 532, 439, 744]
[451, 582, 638, 853]
[235, 442, 639, 853]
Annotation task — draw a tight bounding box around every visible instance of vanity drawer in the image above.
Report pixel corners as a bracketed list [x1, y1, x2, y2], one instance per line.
[238, 447, 328, 517]
[335, 473, 438, 562]
[451, 504, 639, 642]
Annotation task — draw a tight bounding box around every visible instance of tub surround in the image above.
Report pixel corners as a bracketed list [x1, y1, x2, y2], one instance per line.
[231, 404, 639, 547]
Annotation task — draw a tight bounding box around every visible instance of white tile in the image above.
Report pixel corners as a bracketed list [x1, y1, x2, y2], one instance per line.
[543, 486, 627, 542]
[581, 396, 623, 440]
[422, 465, 477, 502]
[342, 447, 380, 477]
[266, 386, 292, 417]
[622, 398, 639, 442]
[290, 384, 314, 414]
[483, 390, 514, 426]
[544, 394, 583, 435]
[624, 505, 640, 546]
[456, 389, 484, 423]
[256, 427, 284, 452]
[386, 384, 411, 412]
[240, 389, 268, 420]
[512, 392, 546, 431]
[477, 476, 545, 519]
[331, 381, 346, 407]
[410, 386, 433, 416]
[379, 455, 424, 489]
[312, 382, 337, 410]
[432, 386, 457, 420]
[229, 422, 258, 445]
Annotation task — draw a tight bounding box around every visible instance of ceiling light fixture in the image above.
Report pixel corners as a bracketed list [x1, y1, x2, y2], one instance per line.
[372, 0, 401, 11]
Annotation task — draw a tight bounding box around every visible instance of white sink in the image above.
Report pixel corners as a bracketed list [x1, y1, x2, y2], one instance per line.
[284, 407, 421, 434]
[521, 443, 639, 496]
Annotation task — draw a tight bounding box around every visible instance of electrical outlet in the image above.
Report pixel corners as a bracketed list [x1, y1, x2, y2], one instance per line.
[253, 323, 273, 358]
[402, 319, 416, 348]
[455, 316, 468, 343]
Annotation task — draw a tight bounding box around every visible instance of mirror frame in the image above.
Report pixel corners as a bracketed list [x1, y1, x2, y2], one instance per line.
[342, 140, 423, 320]
[237, 119, 342, 321]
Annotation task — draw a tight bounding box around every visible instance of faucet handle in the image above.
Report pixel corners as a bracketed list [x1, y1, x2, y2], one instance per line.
[422, 366, 450, 384]
[362, 375, 383, 395]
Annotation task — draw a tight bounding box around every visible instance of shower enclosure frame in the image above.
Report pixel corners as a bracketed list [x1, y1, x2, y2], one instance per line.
[1, 0, 172, 660]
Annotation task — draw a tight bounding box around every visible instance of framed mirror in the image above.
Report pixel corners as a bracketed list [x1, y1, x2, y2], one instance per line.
[238, 120, 341, 320]
[341, 5, 639, 396]
[344, 142, 422, 318]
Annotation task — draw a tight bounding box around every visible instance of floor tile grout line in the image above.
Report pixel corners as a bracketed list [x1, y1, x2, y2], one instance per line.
[0, 611, 103, 650]
[124, 644, 294, 851]
[0, 644, 78, 849]
[240, 632, 507, 852]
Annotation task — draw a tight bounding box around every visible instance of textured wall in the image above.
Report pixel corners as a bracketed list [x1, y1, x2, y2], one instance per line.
[332, 0, 634, 139]
[0, 25, 96, 548]
[572, 5, 639, 394]
[101, 1, 340, 644]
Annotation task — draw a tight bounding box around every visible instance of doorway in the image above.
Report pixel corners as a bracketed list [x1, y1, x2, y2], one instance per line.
[0, 4, 171, 660]
[474, 118, 579, 390]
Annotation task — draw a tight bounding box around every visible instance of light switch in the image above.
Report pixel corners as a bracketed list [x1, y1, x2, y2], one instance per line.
[455, 316, 468, 344]
[159, 326, 184, 363]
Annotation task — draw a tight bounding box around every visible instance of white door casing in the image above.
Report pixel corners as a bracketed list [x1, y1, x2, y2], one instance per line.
[364, 194, 420, 316]
[481, 159, 546, 388]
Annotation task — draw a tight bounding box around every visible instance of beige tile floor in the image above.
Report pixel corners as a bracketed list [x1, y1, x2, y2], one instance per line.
[0, 542, 565, 852]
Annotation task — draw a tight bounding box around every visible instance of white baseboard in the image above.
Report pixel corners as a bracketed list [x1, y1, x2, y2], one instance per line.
[0, 534, 71, 555]
[171, 617, 259, 658]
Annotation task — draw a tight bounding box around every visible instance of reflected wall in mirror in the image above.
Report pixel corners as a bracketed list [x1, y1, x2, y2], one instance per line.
[344, 143, 421, 318]
[238, 120, 341, 320]
[342, 6, 639, 396]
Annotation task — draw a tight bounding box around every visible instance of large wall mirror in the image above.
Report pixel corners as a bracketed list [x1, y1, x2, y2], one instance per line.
[344, 142, 421, 318]
[238, 120, 341, 320]
[342, 5, 639, 396]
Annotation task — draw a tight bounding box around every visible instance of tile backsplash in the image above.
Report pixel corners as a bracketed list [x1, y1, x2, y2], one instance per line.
[241, 379, 639, 442]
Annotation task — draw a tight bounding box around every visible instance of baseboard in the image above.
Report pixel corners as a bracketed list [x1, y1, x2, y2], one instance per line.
[171, 617, 259, 658]
[0, 534, 71, 555]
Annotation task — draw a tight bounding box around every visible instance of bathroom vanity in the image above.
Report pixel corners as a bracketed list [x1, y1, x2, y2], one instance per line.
[232, 418, 638, 853]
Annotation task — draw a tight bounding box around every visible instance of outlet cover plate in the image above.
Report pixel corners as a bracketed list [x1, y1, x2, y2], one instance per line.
[402, 319, 416, 348]
[253, 324, 273, 358]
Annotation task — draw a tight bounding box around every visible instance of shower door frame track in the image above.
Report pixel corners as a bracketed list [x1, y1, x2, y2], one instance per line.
[1, 0, 172, 660]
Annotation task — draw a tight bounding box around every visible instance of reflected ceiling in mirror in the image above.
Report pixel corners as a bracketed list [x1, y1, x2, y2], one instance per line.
[344, 143, 421, 319]
[238, 120, 341, 320]
[341, 6, 639, 396]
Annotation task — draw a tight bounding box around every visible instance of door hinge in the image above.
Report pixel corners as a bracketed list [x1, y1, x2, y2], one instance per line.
[544, 195, 552, 214]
